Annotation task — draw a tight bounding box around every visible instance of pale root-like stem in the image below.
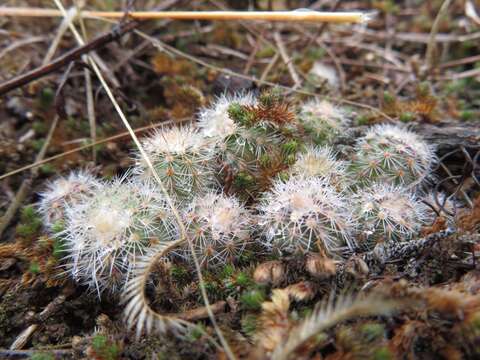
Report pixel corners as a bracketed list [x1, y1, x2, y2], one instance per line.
[0, 7, 371, 23]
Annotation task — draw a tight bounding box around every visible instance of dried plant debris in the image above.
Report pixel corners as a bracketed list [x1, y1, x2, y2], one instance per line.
[1, 1, 479, 359]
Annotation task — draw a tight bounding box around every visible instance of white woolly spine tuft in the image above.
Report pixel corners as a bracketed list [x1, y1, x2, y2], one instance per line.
[178, 191, 252, 267]
[289, 145, 348, 188]
[63, 176, 177, 295]
[134, 125, 216, 199]
[257, 177, 356, 255]
[37, 170, 101, 230]
[299, 99, 349, 143]
[197, 92, 257, 140]
[354, 183, 430, 242]
[352, 124, 436, 187]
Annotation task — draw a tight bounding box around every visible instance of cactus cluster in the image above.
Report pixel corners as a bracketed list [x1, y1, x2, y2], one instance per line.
[37, 92, 439, 296]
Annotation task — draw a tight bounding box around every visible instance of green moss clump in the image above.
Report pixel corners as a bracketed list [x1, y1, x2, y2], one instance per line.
[360, 323, 385, 342]
[31, 353, 55, 360]
[241, 314, 257, 336]
[16, 205, 42, 238]
[373, 346, 392, 360]
[240, 289, 266, 310]
[399, 112, 415, 123]
[29, 261, 40, 274]
[91, 334, 120, 360]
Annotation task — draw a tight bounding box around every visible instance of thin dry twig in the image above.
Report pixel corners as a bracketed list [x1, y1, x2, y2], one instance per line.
[273, 31, 302, 89]
[0, 7, 370, 23]
[425, 0, 453, 74]
[0, 119, 189, 181]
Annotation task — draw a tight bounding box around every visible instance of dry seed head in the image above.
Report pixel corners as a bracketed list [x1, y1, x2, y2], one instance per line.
[299, 99, 349, 144]
[134, 125, 215, 199]
[63, 177, 177, 295]
[289, 145, 349, 188]
[38, 170, 101, 230]
[305, 253, 337, 280]
[197, 92, 257, 140]
[355, 183, 430, 242]
[179, 192, 252, 267]
[257, 177, 356, 255]
[253, 260, 286, 286]
[352, 124, 435, 187]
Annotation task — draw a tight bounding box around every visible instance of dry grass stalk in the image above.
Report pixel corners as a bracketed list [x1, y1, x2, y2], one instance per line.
[0, 7, 371, 23]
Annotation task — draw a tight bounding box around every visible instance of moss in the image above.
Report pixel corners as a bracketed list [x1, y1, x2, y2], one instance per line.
[186, 324, 206, 342]
[383, 91, 395, 105]
[16, 205, 42, 238]
[240, 289, 266, 310]
[219, 264, 235, 280]
[282, 139, 299, 156]
[38, 87, 55, 109]
[233, 172, 255, 188]
[204, 280, 221, 299]
[50, 220, 65, 235]
[373, 346, 392, 360]
[241, 313, 257, 336]
[235, 272, 252, 288]
[460, 110, 475, 121]
[228, 102, 251, 126]
[29, 261, 40, 274]
[39, 164, 55, 175]
[399, 112, 415, 123]
[32, 121, 48, 135]
[360, 323, 385, 342]
[256, 46, 276, 59]
[170, 265, 190, 283]
[30, 353, 55, 360]
[91, 334, 120, 360]
[356, 114, 372, 126]
[52, 237, 67, 259]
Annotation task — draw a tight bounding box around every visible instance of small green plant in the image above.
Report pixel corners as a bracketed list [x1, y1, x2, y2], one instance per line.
[30, 353, 55, 360]
[240, 288, 266, 310]
[16, 205, 42, 238]
[91, 334, 120, 360]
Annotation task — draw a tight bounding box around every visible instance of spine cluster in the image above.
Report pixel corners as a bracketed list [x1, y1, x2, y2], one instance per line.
[350, 124, 435, 187]
[134, 125, 215, 200]
[63, 177, 176, 294]
[257, 177, 356, 255]
[179, 192, 252, 267]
